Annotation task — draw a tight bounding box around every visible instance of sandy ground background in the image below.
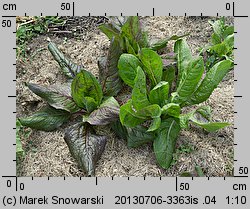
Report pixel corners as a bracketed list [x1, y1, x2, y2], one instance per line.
[16, 16, 234, 177]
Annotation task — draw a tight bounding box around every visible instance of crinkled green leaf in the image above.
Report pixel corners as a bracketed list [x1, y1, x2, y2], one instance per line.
[119, 100, 145, 127]
[189, 60, 233, 105]
[132, 66, 150, 110]
[27, 83, 80, 113]
[64, 123, 107, 177]
[83, 97, 120, 125]
[118, 53, 142, 87]
[71, 70, 103, 112]
[161, 103, 181, 118]
[98, 37, 123, 96]
[172, 56, 204, 104]
[48, 42, 82, 78]
[153, 118, 181, 169]
[139, 48, 163, 86]
[19, 106, 70, 131]
[120, 100, 161, 128]
[174, 39, 192, 86]
[149, 81, 169, 107]
[136, 104, 162, 119]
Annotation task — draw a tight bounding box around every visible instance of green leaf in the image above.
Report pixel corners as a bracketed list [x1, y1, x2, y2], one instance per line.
[71, 70, 103, 112]
[223, 26, 234, 39]
[121, 16, 148, 51]
[147, 117, 161, 132]
[124, 36, 137, 56]
[162, 65, 176, 90]
[161, 103, 181, 118]
[150, 34, 189, 51]
[209, 42, 228, 57]
[98, 37, 123, 96]
[112, 122, 155, 148]
[27, 83, 80, 113]
[191, 119, 230, 132]
[189, 60, 233, 105]
[127, 125, 155, 148]
[19, 106, 70, 131]
[173, 56, 204, 104]
[179, 105, 229, 131]
[64, 123, 107, 177]
[211, 33, 221, 45]
[111, 121, 128, 140]
[190, 106, 229, 132]
[149, 81, 169, 107]
[195, 106, 212, 121]
[224, 34, 234, 49]
[139, 48, 163, 86]
[132, 66, 150, 110]
[119, 100, 145, 127]
[136, 104, 162, 119]
[179, 113, 192, 129]
[99, 23, 120, 41]
[150, 39, 169, 51]
[118, 53, 142, 87]
[209, 18, 225, 39]
[120, 100, 161, 128]
[174, 39, 192, 86]
[153, 118, 181, 169]
[48, 42, 82, 78]
[109, 16, 128, 28]
[83, 97, 120, 125]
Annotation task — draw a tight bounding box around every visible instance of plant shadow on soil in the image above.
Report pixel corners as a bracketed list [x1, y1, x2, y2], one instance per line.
[16, 16, 234, 177]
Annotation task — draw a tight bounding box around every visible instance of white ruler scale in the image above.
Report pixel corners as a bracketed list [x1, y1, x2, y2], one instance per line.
[0, 0, 249, 208]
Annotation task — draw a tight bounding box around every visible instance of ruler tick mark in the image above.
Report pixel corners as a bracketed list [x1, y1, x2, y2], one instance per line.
[175, 177, 178, 191]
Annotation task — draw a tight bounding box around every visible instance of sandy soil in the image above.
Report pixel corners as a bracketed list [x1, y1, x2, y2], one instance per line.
[16, 16, 234, 177]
